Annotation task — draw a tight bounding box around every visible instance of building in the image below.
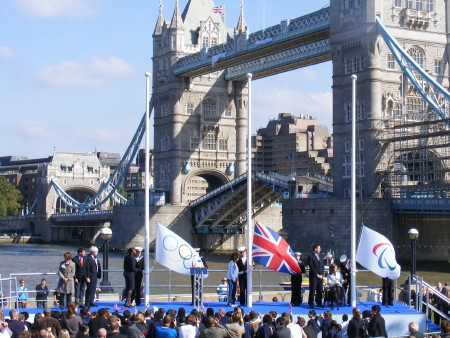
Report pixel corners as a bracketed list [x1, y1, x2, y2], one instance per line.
[252, 113, 333, 177]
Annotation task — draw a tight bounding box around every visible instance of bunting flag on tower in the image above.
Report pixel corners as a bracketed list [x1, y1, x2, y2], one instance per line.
[212, 5, 225, 14]
[356, 225, 401, 279]
[252, 221, 301, 274]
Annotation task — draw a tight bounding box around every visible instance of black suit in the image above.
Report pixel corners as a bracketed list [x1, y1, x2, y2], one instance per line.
[308, 251, 324, 307]
[291, 259, 306, 306]
[133, 255, 144, 305]
[382, 277, 394, 306]
[73, 255, 86, 305]
[236, 257, 247, 305]
[339, 260, 351, 304]
[85, 253, 101, 306]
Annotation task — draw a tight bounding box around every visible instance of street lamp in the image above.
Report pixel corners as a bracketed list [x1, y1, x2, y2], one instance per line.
[100, 227, 113, 292]
[408, 228, 419, 283]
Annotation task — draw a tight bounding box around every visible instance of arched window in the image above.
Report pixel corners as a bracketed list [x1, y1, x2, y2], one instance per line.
[202, 98, 217, 116]
[408, 46, 425, 68]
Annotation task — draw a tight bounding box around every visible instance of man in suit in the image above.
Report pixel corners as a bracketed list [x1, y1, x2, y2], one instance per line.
[133, 247, 144, 306]
[85, 246, 101, 307]
[307, 244, 324, 308]
[236, 247, 248, 306]
[73, 247, 86, 305]
[339, 254, 351, 305]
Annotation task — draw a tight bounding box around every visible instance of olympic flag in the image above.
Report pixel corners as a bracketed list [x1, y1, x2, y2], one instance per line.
[356, 225, 401, 279]
[155, 222, 203, 275]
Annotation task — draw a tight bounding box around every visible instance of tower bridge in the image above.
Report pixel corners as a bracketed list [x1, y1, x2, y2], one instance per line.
[2, 0, 450, 258]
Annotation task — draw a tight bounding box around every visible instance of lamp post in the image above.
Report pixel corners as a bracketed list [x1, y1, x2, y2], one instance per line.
[408, 228, 419, 283]
[100, 227, 113, 291]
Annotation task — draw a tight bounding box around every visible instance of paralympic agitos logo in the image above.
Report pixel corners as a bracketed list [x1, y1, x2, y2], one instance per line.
[372, 243, 397, 271]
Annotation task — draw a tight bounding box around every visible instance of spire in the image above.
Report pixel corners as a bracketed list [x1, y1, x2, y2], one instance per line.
[236, 0, 246, 34]
[153, 0, 164, 36]
[170, 0, 183, 30]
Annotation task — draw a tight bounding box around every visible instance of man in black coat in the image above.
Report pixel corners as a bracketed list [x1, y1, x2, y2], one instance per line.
[339, 254, 351, 305]
[73, 247, 86, 305]
[236, 247, 248, 306]
[291, 252, 306, 306]
[368, 305, 387, 338]
[85, 246, 101, 307]
[307, 244, 324, 308]
[133, 247, 144, 306]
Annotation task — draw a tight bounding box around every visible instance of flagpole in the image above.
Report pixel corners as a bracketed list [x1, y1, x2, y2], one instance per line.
[144, 72, 151, 306]
[246, 72, 253, 308]
[350, 74, 357, 307]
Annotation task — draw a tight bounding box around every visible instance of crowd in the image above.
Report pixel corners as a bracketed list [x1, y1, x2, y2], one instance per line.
[1, 303, 449, 338]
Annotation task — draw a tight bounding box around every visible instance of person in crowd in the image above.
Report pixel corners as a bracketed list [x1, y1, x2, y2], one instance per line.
[85, 246, 101, 308]
[35, 279, 49, 309]
[306, 310, 321, 336]
[123, 248, 139, 308]
[191, 248, 208, 307]
[225, 312, 245, 338]
[255, 314, 274, 338]
[20, 312, 32, 330]
[133, 313, 149, 337]
[243, 314, 255, 338]
[440, 320, 450, 338]
[236, 247, 248, 306]
[36, 307, 61, 338]
[200, 316, 227, 338]
[7, 309, 27, 338]
[88, 308, 110, 338]
[216, 278, 228, 302]
[178, 314, 199, 338]
[282, 312, 306, 338]
[408, 321, 424, 338]
[133, 247, 145, 306]
[340, 314, 349, 337]
[321, 311, 333, 338]
[73, 248, 86, 306]
[0, 319, 11, 338]
[17, 280, 28, 309]
[291, 252, 306, 307]
[367, 305, 387, 338]
[273, 317, 290, 338]
[155, 315, 178, 338]
[57, 252, 76, 310]
[297, 316, 316, 338]
[327, 264, 344, 310]
[60, 303, 83, 338]
[96, 329, 107, 338]
[307, 244, 324, 308]
[381, 277, 394, 306]
[107, 319, 126, 338]
[339, 255, 351, 305]
[226, 252, 240, 307]
[76, 324, 89, 338]
[346, 308, 364, 338]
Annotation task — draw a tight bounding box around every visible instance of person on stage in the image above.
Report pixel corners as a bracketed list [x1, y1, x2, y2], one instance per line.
[133, 247, 144, 306]
[226, 252, 240, 306]
[123, 248, 139, 308]
[339, 254, 351, 305]
[327, 264, 344, 310]
[291, 252, 306, 306]
[72, 247, 86, 306]
[35, 278, 49, 309]
[381, 277, 394, 306]
[56, 252, 76, 309]
[84, 246, 101, 307]
[307, 244, 325, 308]
[236, 247, 249, 306]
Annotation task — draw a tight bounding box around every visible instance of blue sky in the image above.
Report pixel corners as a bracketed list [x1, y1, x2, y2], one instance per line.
[0, 0, 331, 159]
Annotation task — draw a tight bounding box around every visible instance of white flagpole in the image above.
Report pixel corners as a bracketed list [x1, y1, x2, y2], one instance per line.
[246, 72, 253, 307]
[351, 74, 357, 307]
[144, 72, 151, 306]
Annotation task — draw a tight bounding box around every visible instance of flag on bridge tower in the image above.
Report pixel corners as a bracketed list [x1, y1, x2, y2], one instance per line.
[212, 5, 225, 14]
[252, 221, 300, 274]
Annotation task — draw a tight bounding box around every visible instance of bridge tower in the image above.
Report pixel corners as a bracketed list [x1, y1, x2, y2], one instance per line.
[152, 0, 249, 205]
[330, 0, 450, 197]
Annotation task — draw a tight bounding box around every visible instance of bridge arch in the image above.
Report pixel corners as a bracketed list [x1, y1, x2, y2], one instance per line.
[52, 185, 98, 213]
[182, 169, 229, 204]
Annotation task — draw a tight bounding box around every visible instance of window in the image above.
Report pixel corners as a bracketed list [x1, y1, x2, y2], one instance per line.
[406, 0, 413, 8]
[434, 59, 443, 75]
[425, 0, 433, 11]
[387, 54, 395, 69]
[345, 141, 350, 153]
[219, 139, 228, 151]
[357, 102, 365, 120]
[87, 166, 93, 174]
[202, 133, 216, 150]
[344, 59, 352, 74]
[344, 103, 352, 122]
[416, 0, 423, 10]
[225, 104, 232, 117]
[408, 47, 424, 68]
[393, 103, 402, 119]
[161, 135, 170, 151]
[394, 0, 402, 7]
[202, 37, 209, 49]
[190, 137, 200, 150]
[202, 98, 217, 116]
[359, 139, 365, 151]
[211, 38, 218, 47]
[186, 102, 194, 115]
[348, 0, 355, 8]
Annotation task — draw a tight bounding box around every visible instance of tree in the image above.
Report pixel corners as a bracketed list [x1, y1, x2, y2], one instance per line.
[0, 176, 23, 217]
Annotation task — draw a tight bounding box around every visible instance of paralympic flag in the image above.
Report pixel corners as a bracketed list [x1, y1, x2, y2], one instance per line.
[356, 225, 401, 279]
[155, 222, 203, 275]
[252, 221, 301, 274]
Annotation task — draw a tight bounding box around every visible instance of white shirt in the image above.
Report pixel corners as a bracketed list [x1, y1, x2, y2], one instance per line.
[227, 260, 239, 281]
[287, 323, 305, 338]
[179, 324, 199, 338]
[328, 271, 344, 286]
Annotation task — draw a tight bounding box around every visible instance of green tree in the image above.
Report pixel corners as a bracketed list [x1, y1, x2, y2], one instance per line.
[0, 176, 23, 217]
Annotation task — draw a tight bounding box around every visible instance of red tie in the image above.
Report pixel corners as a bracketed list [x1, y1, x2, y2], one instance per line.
[80, 257, 83, 267]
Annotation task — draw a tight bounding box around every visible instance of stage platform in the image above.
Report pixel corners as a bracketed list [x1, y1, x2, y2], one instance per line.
[9, 301, 427, 337]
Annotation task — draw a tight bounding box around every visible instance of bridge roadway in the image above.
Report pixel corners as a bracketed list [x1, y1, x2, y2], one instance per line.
[174, 7, 331, 80]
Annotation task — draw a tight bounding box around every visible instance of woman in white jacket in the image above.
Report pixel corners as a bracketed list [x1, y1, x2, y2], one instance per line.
[226, 252, 240, 306]
[327, 264, 344, 310]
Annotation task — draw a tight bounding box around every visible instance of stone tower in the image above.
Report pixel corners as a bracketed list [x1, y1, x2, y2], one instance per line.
[330, 0, 450, 197]
[152, 0, 249, 205]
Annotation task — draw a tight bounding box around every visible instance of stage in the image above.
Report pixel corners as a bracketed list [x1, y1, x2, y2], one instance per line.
[9, 300, 428, 336]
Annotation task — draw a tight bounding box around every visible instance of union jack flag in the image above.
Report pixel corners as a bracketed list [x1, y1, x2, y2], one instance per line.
[252, 221, 301, 274]
[212, 6, 225, 14]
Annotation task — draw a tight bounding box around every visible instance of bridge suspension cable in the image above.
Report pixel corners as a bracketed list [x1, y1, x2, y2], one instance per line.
[376, 16, 450, 127]
[51, 98, 154, 212]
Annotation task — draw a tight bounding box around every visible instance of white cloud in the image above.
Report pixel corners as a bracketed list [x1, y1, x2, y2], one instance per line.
[253, 86, 333, 130]
[36, 57, 135, 87]
[13, 0, 103, 19]
[0, 46, 15, 60]
[17, 121, 54, 138]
